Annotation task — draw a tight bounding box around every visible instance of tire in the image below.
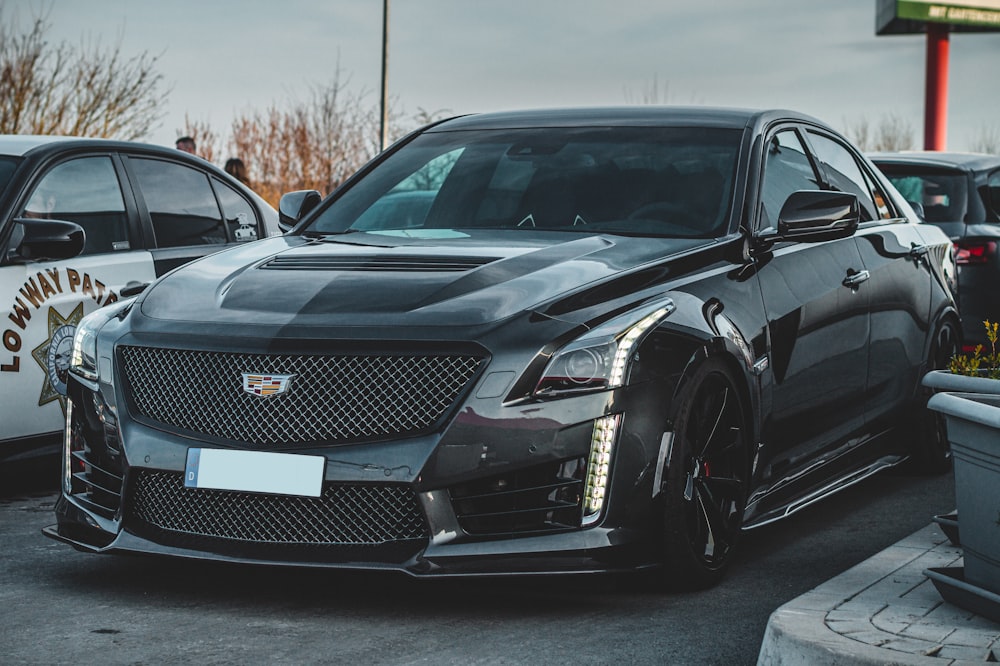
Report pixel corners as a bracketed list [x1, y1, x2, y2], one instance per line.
[907, 320, 959, 474]
[654, 357, 751, 591]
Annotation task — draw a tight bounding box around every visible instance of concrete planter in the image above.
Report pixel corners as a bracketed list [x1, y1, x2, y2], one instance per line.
[926, 391, 1000, 596]
[922, 369, 1000, 394]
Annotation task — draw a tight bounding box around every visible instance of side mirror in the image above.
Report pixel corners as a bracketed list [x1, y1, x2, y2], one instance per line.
[9, 218, 85, 262]
[774, 190, 860, 243]
[278, 190, 322, 232]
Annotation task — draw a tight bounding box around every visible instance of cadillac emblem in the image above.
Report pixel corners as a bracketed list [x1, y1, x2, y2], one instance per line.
[242, 373, 295, 397]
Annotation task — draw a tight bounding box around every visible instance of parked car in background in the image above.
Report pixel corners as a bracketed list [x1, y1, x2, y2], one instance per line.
[47, 108, 957, 590]
[0, 136, 279, 463]
[870, 152, 1000, 350]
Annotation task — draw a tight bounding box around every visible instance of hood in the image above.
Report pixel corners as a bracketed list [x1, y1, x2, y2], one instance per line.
[140, 229, 713, 328]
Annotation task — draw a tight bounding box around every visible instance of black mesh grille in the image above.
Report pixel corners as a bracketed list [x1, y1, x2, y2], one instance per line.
[126, 470, 429, 545]
[119, 346, 483, 446]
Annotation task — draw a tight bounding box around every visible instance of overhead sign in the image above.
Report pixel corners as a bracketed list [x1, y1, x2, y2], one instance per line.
[877, 0, 1000, 33]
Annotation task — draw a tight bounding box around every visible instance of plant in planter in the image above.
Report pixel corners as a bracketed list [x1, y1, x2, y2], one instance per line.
[923, 325, 1000, 621]
[923, 320, 1000, 394]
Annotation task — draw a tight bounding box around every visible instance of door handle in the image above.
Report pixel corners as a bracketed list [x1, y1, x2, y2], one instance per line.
[842, 269, 870, 289]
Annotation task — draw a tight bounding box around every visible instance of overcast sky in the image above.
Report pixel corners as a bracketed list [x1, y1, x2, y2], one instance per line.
[38, 0, 1000, 157]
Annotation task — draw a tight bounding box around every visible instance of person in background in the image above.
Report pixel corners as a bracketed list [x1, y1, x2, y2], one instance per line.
[225, 158, 251, 187]
[175, 136, 196, 154]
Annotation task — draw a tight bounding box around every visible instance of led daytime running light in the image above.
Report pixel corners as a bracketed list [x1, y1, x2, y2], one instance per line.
[610, 307, 670, 387]
[583, 413, 621, 523]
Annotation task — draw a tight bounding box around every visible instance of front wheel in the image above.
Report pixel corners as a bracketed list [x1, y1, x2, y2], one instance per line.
[654, 358, 751, 591]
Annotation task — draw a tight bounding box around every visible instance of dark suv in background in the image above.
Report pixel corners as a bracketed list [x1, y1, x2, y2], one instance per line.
[871, 152, 1000, 350]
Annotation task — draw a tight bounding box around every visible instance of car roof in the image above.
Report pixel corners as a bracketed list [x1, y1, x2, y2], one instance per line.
[0, 134, 183, 159]
[427, 106, 826, 132]
[869, 151, 1000, 171]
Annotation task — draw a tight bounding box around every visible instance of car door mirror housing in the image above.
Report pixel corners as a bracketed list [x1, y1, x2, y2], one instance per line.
[278, 190, 322, 231]
[9, 217, 85, 262]
[766, 190, 860, 244]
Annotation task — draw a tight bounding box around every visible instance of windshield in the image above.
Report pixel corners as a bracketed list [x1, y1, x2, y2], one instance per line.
[878, 166, 968, 223]
[306, 127, 742, 238]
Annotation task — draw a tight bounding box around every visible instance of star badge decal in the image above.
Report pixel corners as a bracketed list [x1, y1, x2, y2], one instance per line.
[31, 302, 85, 412]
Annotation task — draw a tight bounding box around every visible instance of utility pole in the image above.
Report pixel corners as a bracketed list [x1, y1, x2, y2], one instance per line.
[379, 0, 390, 152]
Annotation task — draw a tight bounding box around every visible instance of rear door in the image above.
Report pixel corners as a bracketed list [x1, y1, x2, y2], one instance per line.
[121, 155, 269, 275]
[806, 131, 933, 436]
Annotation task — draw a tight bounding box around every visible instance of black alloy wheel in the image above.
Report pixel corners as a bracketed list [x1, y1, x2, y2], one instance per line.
[657, 357, 750, 590]
[908, 320, 960, 474]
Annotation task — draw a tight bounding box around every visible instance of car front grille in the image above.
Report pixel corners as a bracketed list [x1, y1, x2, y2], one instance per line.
[119, 346, 484, 446]
[126, 470, 429, 546]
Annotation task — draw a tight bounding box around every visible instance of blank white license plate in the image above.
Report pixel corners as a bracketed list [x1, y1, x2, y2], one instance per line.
[184, 449, 324, 497]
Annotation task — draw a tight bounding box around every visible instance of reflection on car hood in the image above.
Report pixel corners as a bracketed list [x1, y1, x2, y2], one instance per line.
[140, 230, 713, 327]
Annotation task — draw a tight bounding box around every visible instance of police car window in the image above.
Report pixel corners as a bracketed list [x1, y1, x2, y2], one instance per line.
[212, 178, 259, 243]
[130, 158, 227, 248]
[0, 157, 20, 199]
[21, 156, 129, 255]
[760, 130, 820, 230]
[806, 132, 878, 221]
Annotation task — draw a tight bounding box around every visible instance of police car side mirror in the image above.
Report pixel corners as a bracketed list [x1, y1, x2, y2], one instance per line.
[9, 218, 85, 262]
[278, 190, 322, 232]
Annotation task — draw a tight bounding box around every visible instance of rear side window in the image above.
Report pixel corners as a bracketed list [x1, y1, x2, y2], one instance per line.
[987, 171, 1000, 219]
[877, 166, 968, 223]
[21, 156, 130, 255]
[130, 158, 227, 248]
[212, 178, 260, 242]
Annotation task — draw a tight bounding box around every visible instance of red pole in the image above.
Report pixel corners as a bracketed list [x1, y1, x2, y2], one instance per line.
[923, 23, 950, 151]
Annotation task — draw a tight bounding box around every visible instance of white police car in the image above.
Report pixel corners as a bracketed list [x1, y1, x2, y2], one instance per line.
[0, 136, 279, 463]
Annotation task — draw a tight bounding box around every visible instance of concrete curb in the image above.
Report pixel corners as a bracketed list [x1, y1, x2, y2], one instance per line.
[757, 524, 1000, 665]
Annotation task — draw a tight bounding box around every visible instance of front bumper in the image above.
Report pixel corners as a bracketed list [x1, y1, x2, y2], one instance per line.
[45, 365, 674, 577]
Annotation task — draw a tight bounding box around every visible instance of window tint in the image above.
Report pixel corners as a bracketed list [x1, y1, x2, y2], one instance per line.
[760, 130, 820, 230]
[21, 156, 129, 255]
[212, 178, 260, 242]
[879, 167, 968, 223]
[0, 157, 20, 199]
[308, 127, 742, 239]
[131, 158, 226, 247]
[807, 132, 878, 221]
[987, 170, 1000, 218]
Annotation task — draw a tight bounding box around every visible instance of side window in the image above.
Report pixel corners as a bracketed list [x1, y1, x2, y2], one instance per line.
[759, 129, 821, 230]
[130, 158, 226, 248]
[21, 156, 129, 255]
[806, 132, 879, 222]
[988, 171, 1000, 219]
[212, 178, 260, 242]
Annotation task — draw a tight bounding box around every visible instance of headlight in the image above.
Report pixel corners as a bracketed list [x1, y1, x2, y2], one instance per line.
[534, 299, 675, 397]
[69, 299, 133, 381]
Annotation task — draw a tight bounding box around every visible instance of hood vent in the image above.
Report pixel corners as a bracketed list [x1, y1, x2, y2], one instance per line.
[260, 255, 499, 272]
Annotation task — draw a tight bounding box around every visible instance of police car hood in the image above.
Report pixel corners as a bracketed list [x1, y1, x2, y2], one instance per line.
[140, 230, 710, 327]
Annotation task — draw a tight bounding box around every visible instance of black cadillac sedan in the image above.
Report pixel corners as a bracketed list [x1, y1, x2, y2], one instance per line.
[45, 108, 957, 590]
[871, 151, 1000, 350]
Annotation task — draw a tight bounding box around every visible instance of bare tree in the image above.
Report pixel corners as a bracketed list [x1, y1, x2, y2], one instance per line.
[842, 113, 916, 152]
[971, 124, 1000, 154]
[177, 114, 220, 163]
[0, 4, 168, 139]
[211, 75, 408, 206]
